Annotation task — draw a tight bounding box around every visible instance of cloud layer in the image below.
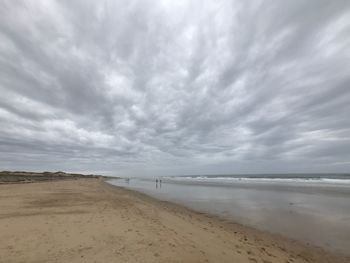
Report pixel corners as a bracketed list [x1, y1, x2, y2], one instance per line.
[1, 0, 350, 175]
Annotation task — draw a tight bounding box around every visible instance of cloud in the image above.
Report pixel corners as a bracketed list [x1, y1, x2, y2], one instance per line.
[0, 0, 350, 175]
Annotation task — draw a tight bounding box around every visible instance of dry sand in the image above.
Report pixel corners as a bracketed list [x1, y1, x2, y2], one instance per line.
[0, 179, 348, 263]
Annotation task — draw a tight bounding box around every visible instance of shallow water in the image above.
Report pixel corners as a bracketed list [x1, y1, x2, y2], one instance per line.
[108, 177, 350, 254]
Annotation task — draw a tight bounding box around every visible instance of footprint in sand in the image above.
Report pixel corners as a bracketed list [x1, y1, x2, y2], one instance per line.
[266, 251, 276, 258]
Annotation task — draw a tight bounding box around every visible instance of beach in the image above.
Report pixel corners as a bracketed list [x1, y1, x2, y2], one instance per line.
[0, 179, 348, 263]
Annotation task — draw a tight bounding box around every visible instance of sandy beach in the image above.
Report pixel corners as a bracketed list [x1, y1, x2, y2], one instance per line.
[0, 179, 348, 263]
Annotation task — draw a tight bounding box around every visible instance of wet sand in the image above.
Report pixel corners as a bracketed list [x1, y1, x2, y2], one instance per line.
[0, 179, 348, 263]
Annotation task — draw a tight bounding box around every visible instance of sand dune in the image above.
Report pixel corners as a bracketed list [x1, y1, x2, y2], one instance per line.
[0, 179, 348, 263]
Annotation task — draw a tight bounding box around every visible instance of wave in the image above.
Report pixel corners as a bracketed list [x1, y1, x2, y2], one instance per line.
[165, 176, 350, 185]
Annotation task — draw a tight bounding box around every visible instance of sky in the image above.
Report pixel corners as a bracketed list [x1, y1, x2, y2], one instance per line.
[0, 0, 350, 176]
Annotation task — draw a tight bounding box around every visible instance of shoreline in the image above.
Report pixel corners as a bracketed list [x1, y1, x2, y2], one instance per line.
[103, 181, 350, 257]
[0, 178, 348, 263]
[108, 177, 350, 254]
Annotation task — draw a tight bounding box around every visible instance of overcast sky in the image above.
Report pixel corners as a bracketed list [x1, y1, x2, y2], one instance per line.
[0, 0, 350, 176]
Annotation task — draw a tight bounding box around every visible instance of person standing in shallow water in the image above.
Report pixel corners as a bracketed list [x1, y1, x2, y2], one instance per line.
[156, 179, 158, 188]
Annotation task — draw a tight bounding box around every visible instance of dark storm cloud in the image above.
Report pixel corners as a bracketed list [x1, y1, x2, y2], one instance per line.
[0, 0, 350, 175]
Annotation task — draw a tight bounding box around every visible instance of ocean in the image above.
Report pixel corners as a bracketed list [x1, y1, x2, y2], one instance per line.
[108, 173, 350, 254]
